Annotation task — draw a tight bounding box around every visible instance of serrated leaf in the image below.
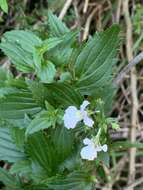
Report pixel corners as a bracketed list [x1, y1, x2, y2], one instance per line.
[60, 72, 72, 82]
[91, 83, 116, 113]
[40, 37, 63, 53]
[0, 30, 41, 73]
[26, 110, 58, 135]
[46, 30, 78, 66]
[52, 126, 74, 163]
[2, 30, 41, 53]
[26, 80, 50, 107]
[47, 171, 93, 190]
[0, 127, 25, 163]
[48, 10, 69, 37]
[0, 67, 12, 83]
[10, 127, 25, 149]
[98, 152, 110, 167]
[75, 25, 120, 94]
[37, 61, 56, 83]
[0, 87, 19, 98]
[59, 151, 81, 172]
[0, 168, 22, 190]
[7, 77, 28, 89]
[27, 127, 75, 176]
[27, 132, 53, 175]
[10, 160, 32, 176]
[0, 0, 8, 13]
[33, 37, 62, 70]
[0, 91, 41, 119]
[45, 82, 83, 107]
[0, 42, 33, 73]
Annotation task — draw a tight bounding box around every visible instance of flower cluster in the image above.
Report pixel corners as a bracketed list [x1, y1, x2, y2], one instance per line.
[63, 100, 94, 129]
[63, 100, 108, 161]
[80, 138, 108, 160]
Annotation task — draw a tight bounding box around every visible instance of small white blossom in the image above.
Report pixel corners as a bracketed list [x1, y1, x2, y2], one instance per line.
[63, 100, 94, 129]
[80, 138, 108, 161]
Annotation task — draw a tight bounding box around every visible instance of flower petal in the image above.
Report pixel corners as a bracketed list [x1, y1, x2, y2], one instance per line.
[83, 138, 92, 145]
[65, 106, 78, 114]
[83, 116, 94, 127]
[80, 100, 90, 111]
[64, 106, 81, 129]
[102, 144, 108, 152]
[64, 114, 78, 129]
[80, 145, 97, 160]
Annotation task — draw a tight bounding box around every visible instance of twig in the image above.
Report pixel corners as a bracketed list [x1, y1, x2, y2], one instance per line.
[113, 52, 143, 85]
[59, 0, 73, 20]
[73, 0, 82, 41]
[123, 0, 139, 188]
[102, 155, 128, 190]
[83, 8, 97, 40]
[124, 177, 143, 190]
[115, 0, 122, 23]
[83, 0, 89, 13]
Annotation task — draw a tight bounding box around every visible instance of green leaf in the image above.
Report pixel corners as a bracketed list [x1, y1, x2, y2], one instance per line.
[10, 127, 25, 149]
[27, 132, 53, 175]
[10, 160, 32, 176]
[91, 83, 116, 113]
[0, 91, 41, 119]
[2, 30, 41, 53]
[7, 77, 28, 89]
[47, 171, 93, 190]
[0, 168, 22, 190]
[59, 151, 81, 172]
[0, 127, 25, 163]
[26, 109, 59, 135]
[45, 82, 83, 107]
[52, 126, 74, 163]
[37, 61, 56, 83]
[0, 87, 19, 98]
[0, 30, 42, 73]
[40, 37, 63, 53]
[48, 10, 69, 37]
[60, 72, 72, 82]
[27, 127, 75, 176]
[24, 185, 48, 190]
[74, 25, 120, 94]
[33, 38, 62, 70]
[98, 152, 110, 167]
[0, 67, 12, 83]
[26, 80, 50, 107]
[46, 30, 78, 66]
[0, 0, 8, 13]
[0, 118, 14, 128]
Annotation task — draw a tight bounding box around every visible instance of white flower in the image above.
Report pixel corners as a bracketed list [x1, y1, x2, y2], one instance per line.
[80, 138, 108, 161]
[63, 100, 94, 129]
